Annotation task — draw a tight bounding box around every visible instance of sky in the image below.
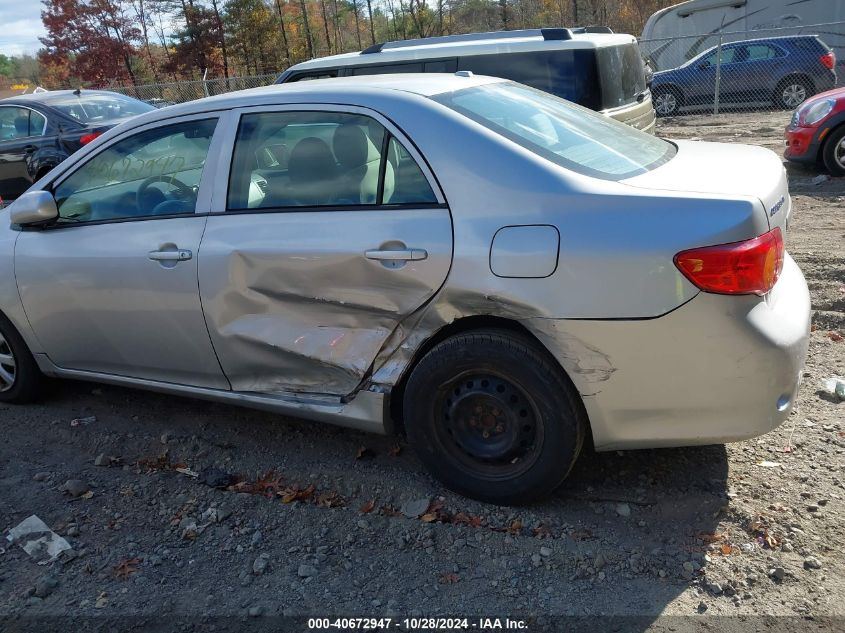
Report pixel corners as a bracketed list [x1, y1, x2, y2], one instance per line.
[0, 0, 46, 57]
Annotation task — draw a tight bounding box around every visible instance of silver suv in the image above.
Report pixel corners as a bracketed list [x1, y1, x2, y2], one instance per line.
[276, 28, 657, 134]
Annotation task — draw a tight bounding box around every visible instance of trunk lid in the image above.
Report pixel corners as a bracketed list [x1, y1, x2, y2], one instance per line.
[622, 140, 791, 234]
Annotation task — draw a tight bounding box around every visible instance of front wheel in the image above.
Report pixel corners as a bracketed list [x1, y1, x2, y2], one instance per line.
[403, 330, 586, 505]
[0, 313, 42, 403]
[822, 125, 845, 177]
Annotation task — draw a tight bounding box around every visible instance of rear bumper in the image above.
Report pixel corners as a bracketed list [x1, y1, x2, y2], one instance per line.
[604, 98, 657, 134]
[529, 254, 811, 450]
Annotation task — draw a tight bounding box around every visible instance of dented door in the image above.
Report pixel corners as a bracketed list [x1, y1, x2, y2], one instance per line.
[198, 106, 452, 397]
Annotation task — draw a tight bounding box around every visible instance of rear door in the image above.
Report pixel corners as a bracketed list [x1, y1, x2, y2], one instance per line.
[198, 105, 453, 396]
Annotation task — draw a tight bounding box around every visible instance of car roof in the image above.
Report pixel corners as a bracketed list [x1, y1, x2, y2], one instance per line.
[120, 73, 506, 125]
[0, 89, 135, 106]
[284, 29, 636, 74]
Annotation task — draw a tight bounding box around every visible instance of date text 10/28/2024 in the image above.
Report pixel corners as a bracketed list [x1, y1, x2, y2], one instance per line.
[307, 618, 529, 630]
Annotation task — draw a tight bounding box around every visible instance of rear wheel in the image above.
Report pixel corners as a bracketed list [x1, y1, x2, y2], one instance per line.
[0, 313, 42, 403]
[653, 87, 683, 117]
[776, 77, 812, 109]
[821, 125, 845, 177]
[403, 329, 586, 505]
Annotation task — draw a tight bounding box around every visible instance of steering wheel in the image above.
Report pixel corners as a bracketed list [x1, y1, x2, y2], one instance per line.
[136, 174, 195, 212]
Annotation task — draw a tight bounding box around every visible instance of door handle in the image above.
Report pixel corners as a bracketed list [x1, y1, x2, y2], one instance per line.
[148, 249, 192, 262]
[365, 248, 428, 261]
[24, 145, 37, 154]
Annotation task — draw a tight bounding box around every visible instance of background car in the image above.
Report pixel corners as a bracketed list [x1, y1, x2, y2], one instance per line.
[651, 35, 836, 116]
[0, 89, 154, 203]
[276, 27, 657, 133]
[0, 74, 809, 504]
[784, 86, 845, 176]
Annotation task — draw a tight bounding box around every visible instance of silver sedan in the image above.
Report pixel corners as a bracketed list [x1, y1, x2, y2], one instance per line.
[0, 74, 810, 504]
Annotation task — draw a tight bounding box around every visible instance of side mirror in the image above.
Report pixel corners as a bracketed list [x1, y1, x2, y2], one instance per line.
[9, 190, 58, 226]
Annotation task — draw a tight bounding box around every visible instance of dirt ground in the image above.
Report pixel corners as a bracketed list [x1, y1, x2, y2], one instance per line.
[0, 110, 843, 631]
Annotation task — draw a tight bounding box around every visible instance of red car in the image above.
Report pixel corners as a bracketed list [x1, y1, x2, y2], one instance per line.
[784, 86, 845, 176]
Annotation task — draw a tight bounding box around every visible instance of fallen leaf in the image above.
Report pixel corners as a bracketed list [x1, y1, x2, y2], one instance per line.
[360, 499, 376, 514]
[280, 484, 315, 504]
[388, 445, 402, 457]
[420, 513, 437, 523]
[316, 490, 346, 508]
[355, 446, 375, 460]
[829, 331, 843, 342]
[532, 524, 551, 538]
[439, 572, 460, 584]
[379, 505, 402, 517]
[720, 544, 733, 555]
[453, 513, 484, 528]
[175, 466, 199, 478]
[81, 491, 94, 500]
[113, 558, 141, 580]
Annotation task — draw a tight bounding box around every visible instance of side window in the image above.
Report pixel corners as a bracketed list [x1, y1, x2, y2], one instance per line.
[746, 45, 777, 61]
[424, 59, 457, 73]
[227, 111, 436, 210]
[53, 118, 217, 224]
[29, 111, 47, 136]
[385, 136, 437, 205]
[288, 71, 338, 82]
[0, 107, 40, 140]
[350, 63, 424, 75]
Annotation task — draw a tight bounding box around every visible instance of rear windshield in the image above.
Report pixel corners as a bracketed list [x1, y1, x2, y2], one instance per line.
[432, 82, 675, 180]
[596, 43, 647, 109]
[42, 93, 154, 123]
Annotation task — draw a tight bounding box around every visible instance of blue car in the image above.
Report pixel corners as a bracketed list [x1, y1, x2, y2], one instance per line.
[651, 35, 837, 116]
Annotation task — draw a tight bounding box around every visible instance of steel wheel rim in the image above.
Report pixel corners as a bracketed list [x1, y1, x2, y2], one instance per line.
[782, 84, 807, 108]
[656, 93, 677, 115]
[0, 332, 16, 393]
[434, 371, 544, 481]
[835, 137, 845, 170]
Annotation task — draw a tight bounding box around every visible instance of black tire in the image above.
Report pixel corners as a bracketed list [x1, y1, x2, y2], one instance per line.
[0, 312, 42, 403]
[821, 124, 845, 177]
[653, 87, 683, 117]
[775, 76, 813, 110]
[403, 329, 586, 505]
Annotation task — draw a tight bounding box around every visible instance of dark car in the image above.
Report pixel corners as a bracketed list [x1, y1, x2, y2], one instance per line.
[651, 35, 836, 116]
[0, 89, 154, 202]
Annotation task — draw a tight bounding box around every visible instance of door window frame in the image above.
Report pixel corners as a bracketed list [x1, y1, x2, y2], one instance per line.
[210, 103, 447, 214]
[27, 111, 228, 230]
[0, 105, 49, 139]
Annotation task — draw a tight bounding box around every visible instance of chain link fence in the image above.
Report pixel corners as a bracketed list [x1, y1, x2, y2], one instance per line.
[640, 21, 844, 117]
[99, 20, 844, 120]
[101, 73, 279, 107]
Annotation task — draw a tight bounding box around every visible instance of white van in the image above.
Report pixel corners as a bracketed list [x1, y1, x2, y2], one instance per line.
[641, 0, 845, 71]
[275, 28, 657, 134]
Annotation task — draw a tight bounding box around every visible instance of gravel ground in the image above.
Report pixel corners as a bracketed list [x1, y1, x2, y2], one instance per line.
[0, 110, 843, 631]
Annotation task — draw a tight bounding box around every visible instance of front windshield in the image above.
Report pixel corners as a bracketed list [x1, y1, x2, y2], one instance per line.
[43, 93, 154, 123]
[432, 82, 675, 180]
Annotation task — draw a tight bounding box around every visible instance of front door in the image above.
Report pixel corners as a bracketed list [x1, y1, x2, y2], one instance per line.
[15, 116, 229, 389]
[0, 106, 48, 201]
[198, 107, 453, 396]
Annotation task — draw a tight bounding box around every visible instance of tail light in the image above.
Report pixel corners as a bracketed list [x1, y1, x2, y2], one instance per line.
[820, 52, 835, 70]
[674, 228, 784, 296]
[79, 131, 103, 145]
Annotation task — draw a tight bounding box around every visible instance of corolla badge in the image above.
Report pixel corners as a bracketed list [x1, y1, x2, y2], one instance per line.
[769, 196, 785, 217]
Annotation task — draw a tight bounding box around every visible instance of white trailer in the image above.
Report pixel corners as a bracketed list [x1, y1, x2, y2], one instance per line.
[641, 0, 845, 71]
